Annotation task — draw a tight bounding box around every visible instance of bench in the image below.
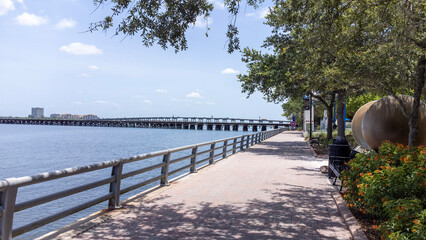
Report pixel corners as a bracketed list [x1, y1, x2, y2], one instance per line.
[310, 134, 322, 146]
[328, 156, 350, 191]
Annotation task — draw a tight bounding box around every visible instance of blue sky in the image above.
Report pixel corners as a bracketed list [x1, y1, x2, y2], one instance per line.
[0, 0, 286, 120]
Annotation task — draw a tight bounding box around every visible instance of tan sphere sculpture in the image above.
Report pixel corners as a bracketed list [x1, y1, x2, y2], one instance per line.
[352, 95, 426, 150]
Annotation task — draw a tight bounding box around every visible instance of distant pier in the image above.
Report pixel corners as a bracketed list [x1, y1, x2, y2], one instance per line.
[0, 117, 290, 131]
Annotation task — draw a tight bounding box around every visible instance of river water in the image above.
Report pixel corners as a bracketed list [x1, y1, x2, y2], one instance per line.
[0, 124, 246, 239]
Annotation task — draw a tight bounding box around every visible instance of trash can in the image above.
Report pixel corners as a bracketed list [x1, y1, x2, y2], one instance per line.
[328, 136, 351, 177]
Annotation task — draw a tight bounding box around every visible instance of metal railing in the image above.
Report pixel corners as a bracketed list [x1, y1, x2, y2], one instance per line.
[0, 128, 284, 240]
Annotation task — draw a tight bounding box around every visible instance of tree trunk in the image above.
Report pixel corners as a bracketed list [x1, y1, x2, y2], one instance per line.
[326, 93, 336, 140]
[408, 55, 426, 146]
[336, 92, 346, 138]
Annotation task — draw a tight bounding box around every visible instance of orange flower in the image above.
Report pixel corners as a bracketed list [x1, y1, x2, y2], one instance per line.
[358, 198, 362, 202]
[397, 206, 406, 212]
[381, 198, 387, 202]
[367, 173, 372, 176]
[380, 166, 386, 169]
[413, 219, 420, 224]
[412, 229, 417, 232]
[359, 173, 364, 177]
[374, 155, 379, 160]
[372, 225, 378, 230]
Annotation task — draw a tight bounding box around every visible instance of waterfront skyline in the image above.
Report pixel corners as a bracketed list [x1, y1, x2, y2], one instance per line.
[0, 0, 285, 120]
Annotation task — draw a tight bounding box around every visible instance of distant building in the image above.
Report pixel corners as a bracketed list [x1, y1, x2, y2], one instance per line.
[82, 114, 99, 120]
[50, 114, 61, 119]
[31, 107, 44, 118]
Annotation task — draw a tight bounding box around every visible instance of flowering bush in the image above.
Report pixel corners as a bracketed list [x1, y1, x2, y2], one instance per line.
[341, 142, 425, 239]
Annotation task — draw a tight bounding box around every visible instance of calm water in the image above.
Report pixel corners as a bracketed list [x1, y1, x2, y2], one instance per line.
[0, 124, 245, 239]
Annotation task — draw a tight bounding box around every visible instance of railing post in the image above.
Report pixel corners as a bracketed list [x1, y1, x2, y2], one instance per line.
[1, 185, 18, 240]
[222, 140, 228, 159]
[233, 138, 237, 154]
[190, 146, 198, 173]
[209, 143, 216, 164]
[161, 153, 171, 186]
[240, 136, 245, 151]
[246, 135, 250, 149]
[251, 134, 254, 146]
[108, 162, 123, 209]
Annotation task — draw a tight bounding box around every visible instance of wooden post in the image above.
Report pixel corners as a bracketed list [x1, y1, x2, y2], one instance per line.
[222, 140, 228, 159]
[240, 136, 245, 151]
[108, 163, 123, 209]
[190, 146, 198, 173]
[233, 138, 237, 154]
[161, 153, 171, 186]
[209, 143, 216, 164]
[246, 135, 250, 149]
[1, 186, 18, 240]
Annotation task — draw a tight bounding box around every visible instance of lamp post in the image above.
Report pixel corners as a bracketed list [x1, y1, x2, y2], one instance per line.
[309, 95, 313, 141]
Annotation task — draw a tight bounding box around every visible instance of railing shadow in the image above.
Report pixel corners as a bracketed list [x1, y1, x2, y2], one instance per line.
[68, 184, 346, 239]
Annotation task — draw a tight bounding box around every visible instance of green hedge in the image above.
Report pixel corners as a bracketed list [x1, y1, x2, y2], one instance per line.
[341, 142, 425, 239]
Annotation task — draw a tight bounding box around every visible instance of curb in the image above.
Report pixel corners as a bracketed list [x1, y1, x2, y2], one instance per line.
[331, 191, 368, 240]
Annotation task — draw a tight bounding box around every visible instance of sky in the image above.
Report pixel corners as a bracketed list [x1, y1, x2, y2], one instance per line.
[0, 0, 286, 120]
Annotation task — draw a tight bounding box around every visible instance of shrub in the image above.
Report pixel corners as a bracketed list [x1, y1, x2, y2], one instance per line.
[341, 142, 425, 239]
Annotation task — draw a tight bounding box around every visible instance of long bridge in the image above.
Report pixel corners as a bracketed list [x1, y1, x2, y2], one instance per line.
[0, 116, 290, 131]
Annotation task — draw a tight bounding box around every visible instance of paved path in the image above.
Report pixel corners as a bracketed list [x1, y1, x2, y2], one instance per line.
[60, 131, 351, 239]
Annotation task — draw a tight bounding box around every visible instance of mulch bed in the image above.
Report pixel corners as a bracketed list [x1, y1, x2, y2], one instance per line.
[347, 207, 382, 240]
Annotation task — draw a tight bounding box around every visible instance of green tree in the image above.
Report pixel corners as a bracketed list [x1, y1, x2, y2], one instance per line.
[342, 0, 425, 146]
[92, 0, 425, 145]
[281, 97, 303, 127]
[346, 94, 382, 119]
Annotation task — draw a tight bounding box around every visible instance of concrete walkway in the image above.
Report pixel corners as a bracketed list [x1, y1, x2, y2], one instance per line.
[53, 131, 351, 239]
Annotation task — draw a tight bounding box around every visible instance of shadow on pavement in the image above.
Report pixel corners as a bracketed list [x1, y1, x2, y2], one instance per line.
[73, 185, 346, 240]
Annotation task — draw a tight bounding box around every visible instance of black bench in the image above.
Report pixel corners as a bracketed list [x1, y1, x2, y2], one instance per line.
[310, 134, 322, 146]
[328, 156, 350, 191]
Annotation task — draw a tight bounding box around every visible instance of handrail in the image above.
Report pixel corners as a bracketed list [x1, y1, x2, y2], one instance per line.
[0, 128, 285, 240]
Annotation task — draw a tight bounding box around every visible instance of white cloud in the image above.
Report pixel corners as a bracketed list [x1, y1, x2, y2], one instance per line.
[79, 73, 90, 77]
[155, 89, 167, 93]
[55, 18, 77, 30]
[245, 8, 270, 19]
[93, 100, 119, 107]
[72, 101, 83, 105]
[0, 0, 14, 16]
[186, 92, 202, 99]
[221, 68, 240, 74]
[194, 16, 212, 28]
[209, 0, 225, 9]
[195, 101, 215, 105]
[60, 42, 103, 55]
[143, 100, 152, 103]
[88, 65, 99, 70]
[15, 12, 47, 26]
